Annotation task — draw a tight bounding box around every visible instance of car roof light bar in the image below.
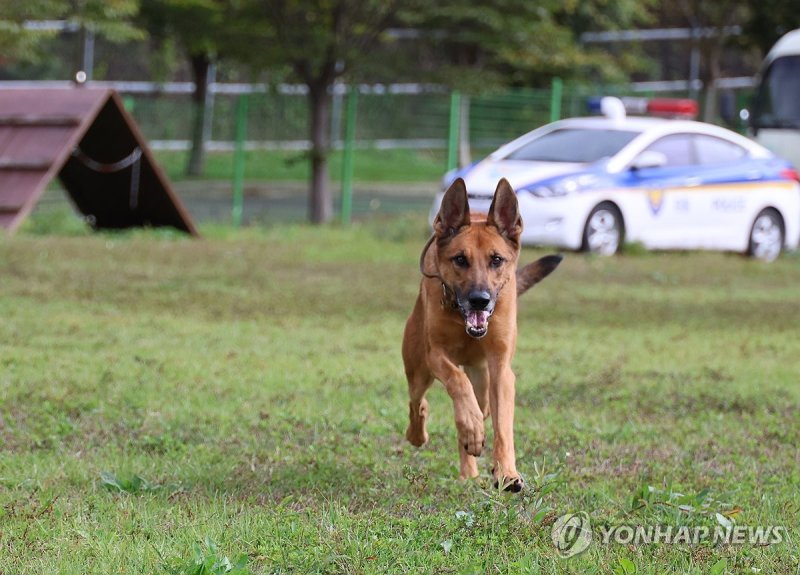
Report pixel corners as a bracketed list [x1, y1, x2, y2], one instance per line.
[587, 96, 698, 119]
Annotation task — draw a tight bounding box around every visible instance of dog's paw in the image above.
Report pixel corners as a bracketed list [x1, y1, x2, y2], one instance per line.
[405, 426, 429, 447]
[492, 467, 524, 492]
[406, 399, 429, 447]
[460, 436, 485, 457]
[456, 415, 485, 457]
[494, 476, 524, 492]
[453, 396, 484, 456]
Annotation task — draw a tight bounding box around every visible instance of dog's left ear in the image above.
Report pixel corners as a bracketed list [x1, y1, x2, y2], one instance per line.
[487, 178, 522, 245]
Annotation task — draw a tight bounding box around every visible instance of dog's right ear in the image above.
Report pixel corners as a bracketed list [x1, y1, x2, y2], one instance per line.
[434, 178, 470, 238]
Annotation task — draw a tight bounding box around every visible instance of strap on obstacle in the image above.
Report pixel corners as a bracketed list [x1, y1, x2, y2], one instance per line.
[72, 146, 142, 209]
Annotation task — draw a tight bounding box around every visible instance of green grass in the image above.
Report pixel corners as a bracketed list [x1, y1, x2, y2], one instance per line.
[1, 215, 799, 573]
[154, 148, 449, 183]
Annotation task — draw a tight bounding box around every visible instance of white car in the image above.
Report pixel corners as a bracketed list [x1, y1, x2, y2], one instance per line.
[431, 99, 800, 261]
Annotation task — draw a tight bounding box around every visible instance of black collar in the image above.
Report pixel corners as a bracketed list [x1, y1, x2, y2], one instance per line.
[440, 282, 459, 310]
[419, 234, 460, 310]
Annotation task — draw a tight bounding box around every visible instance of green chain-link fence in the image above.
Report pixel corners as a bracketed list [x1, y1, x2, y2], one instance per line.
[125, 83, 748, 152]
[115, 83, 754, 224]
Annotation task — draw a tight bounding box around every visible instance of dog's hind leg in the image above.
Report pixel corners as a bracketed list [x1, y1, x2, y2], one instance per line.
[402, 298, 433, 447]
[404, 366, 433, 447]
[457, 440, 479, 479]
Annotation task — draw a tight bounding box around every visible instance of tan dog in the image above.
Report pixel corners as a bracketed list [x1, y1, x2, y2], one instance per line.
[402, 177, 561, 491]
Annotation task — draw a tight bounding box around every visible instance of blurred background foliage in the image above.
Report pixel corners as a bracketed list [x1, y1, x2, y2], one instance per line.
[2, 0, 800, 223]
[4, 0, 798, 87]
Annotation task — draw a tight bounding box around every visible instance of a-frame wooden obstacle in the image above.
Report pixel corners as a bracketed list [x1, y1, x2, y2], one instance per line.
[0, 87, 197, 235]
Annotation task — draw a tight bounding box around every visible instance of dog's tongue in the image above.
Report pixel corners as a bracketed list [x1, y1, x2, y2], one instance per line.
[466, 310, 490, 330]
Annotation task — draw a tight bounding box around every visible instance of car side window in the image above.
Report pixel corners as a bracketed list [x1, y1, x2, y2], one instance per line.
[644, 135, 694, 167]
[693, 135, 747, 165]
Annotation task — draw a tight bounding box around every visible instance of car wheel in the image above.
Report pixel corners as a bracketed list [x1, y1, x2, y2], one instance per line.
[748, 208, 784, 262]
[582, 203, 624, 256]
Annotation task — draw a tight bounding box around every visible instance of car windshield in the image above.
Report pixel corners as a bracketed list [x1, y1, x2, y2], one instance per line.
[504, 128, 640, 163]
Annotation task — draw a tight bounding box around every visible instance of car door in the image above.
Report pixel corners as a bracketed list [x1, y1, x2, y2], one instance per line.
[688, 134, 752, 249]
[624, 134, 698, 248]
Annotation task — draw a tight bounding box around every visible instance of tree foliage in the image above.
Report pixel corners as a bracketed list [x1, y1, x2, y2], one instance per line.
[740, 0, 800, 56]
[0, 0, 141, 65]
[233, 0, 406, 78]
[138, 0, 232, 175]
[66, 0, 143, 42]
[231, 0, 415, 223]
[138, 0, 223, 57]
[402, 0, 655, 89]
[656, 0, 750, 120]
[0, 1, 60, 62]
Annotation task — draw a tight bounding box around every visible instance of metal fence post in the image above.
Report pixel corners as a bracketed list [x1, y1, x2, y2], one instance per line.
[232, 93, 248, 227]
[550, 77, 563, 122]
[340, 86, 358, 225]
[458, 94, 471, 168]
[447, 90, 461, 172]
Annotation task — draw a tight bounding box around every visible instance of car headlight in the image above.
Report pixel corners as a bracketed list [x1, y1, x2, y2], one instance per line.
[528, 185, 567, 198]
[523, 175, 598, 198]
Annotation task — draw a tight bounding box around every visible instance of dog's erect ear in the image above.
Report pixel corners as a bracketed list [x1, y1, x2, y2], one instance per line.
[487, 178, 522, 244]
[434, 178, 470, 238]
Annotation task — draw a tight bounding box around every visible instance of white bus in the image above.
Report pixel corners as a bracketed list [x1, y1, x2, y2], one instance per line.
[749, 29, 800, 168]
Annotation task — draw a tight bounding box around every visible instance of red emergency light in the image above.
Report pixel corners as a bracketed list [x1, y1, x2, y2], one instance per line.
[646, 98, 699, 118]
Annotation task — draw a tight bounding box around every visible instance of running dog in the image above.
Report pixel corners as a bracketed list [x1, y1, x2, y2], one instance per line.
[402, 177, 562, 491]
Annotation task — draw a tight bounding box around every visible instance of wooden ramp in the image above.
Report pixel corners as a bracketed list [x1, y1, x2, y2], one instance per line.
[0, 87, 197, 235]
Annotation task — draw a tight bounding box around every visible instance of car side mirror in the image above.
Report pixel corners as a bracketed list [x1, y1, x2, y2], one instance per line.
[630, 151, 667, 171]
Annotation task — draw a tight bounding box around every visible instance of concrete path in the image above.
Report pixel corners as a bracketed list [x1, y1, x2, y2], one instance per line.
[35, 180, 438, 225]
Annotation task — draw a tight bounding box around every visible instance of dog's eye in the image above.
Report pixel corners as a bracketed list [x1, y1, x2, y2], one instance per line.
[490, 255, 505, 268]
[452, 255, 469, 268]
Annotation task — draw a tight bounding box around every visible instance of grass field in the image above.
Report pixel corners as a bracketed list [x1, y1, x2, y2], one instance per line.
[1, 215, 799, 574]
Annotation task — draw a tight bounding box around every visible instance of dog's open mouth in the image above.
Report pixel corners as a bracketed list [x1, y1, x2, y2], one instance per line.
[464, 310, 491, 338]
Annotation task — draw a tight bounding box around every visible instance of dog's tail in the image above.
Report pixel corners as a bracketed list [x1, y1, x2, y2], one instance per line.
[516, 254, 563, 296]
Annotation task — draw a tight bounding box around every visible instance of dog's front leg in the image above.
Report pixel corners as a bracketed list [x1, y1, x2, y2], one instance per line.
[489, 361, 523, 491]
[428, 350, 485, 477]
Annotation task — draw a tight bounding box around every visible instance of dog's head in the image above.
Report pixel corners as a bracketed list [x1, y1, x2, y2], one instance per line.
[432, 178, 522, 338]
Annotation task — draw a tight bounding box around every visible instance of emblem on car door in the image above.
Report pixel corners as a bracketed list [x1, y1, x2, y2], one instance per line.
[647, 189, 665, 215]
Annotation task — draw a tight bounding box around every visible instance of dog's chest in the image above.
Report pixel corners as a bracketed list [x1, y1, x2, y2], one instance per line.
[436, 326, 509, 368]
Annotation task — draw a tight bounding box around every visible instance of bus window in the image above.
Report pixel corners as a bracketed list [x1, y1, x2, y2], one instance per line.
[752, 55, 800, 131]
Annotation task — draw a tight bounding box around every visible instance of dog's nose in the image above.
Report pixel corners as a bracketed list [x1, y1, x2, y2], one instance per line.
[467, 290, 492, 310]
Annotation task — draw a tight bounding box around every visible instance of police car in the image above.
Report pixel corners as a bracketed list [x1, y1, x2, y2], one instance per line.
[432, 97, 800, 261]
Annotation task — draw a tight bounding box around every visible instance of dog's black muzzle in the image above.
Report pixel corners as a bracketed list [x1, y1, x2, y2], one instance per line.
[457, 288, 496, 338]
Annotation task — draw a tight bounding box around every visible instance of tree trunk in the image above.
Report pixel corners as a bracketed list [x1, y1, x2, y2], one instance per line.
[307, 85, 333, 224]
[701, 42, 722, 122]
[186, 53, 211, 177]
